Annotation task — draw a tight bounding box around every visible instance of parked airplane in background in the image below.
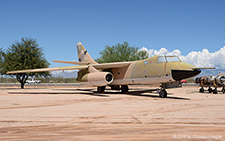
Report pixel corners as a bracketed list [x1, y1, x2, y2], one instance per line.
[7, 42, 206, 98]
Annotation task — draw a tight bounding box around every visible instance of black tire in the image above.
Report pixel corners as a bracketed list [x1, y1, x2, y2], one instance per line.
[159, 89, 167, 98]
[208, 87, 213, 93]
[213, 88, 218, 94]
[121, 85, 129, 93]
[199, 87, 204, 93]
[97, 86, 106, 93]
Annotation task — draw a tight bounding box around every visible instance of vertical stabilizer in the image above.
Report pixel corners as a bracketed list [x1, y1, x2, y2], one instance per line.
[77, 42, 98, 64]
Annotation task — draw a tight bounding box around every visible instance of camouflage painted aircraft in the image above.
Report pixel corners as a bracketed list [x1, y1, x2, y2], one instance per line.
[7, 42, 203, 98]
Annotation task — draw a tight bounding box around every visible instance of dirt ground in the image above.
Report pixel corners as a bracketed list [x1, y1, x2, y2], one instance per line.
[0, 85, 225, 140]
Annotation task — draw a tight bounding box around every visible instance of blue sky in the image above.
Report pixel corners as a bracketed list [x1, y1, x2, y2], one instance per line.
[1, 0, 225, 68]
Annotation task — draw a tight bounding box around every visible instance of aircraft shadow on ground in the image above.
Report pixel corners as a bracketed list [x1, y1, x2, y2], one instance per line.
[8, 90, 109, 97]
[99, 88, 190, 100]
[52, 88, 96, 92]
[8, 88, 190, 100]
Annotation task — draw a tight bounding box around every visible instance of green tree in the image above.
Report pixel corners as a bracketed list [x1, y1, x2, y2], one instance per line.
[95, 42, 149, 63]
[0, 48, 4, 70]
[1, 37, 51, 89]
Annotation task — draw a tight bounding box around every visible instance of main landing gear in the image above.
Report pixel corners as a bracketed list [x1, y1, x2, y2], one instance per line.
[97, 86, 106, 93]
[97, 85, 129, 94]
[121, 85, 129, 93]
[98, 85, 168, 98]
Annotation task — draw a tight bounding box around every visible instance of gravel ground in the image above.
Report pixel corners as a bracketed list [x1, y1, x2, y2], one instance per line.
[0, 85, 224, 140]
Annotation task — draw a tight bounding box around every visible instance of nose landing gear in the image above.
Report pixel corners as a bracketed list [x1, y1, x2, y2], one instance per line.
[159, 89, 167, 98]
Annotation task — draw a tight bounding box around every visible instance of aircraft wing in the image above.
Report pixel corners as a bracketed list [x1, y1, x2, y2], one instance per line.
[6, 62, 131, 74]
[6, 65, 88, 74]
[92, 62, 131, 69]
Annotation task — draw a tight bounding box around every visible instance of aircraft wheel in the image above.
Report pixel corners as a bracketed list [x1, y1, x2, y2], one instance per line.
[222, 88, 225, 94]
[213, 88, 218, 94]
[208, 87, 213, 93]
[121, 85, 129, 93]
[159, 89, 167, 98]
[199, 87, 204, 93]
[97, 86, 105, 93]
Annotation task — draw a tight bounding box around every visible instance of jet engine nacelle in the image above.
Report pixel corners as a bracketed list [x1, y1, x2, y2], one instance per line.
[195, 75, 225, 86]
[81, 72, 114, 87]
[215, 75, 225, 85]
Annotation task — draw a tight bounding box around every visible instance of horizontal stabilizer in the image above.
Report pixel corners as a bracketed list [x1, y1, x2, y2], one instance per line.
[53, 60, 89, 65]
[7, 65, 88, 74]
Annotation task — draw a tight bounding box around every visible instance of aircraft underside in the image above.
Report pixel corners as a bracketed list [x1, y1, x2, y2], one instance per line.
[80, 76, 181, 98]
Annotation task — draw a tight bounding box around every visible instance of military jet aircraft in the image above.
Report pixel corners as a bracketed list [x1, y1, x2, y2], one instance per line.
[7, 42, 203, 98]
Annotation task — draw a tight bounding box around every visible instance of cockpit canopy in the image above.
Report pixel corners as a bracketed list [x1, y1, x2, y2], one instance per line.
[158, 56, 181, 63]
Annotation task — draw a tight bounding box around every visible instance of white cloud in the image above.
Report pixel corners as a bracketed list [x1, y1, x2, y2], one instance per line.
[140, 46, 225, 69]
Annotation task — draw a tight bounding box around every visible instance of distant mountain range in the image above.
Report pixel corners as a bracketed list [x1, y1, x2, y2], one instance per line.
[197, 69, 225, 77]
[51, 70, 78, 78]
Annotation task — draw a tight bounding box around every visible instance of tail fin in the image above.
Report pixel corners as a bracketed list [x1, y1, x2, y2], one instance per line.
[76, 42, 98, 64]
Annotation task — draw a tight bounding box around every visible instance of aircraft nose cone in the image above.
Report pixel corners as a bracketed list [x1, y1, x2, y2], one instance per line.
[172, 69, 201, 81]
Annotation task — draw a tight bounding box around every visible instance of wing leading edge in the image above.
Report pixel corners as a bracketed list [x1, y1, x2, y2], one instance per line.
[6, 62, 131, 74]
[53, 60, 131, 69]
[52, 60, 89, 65]
[92, 62, 131, 69]
[6, 65, 88, 74]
